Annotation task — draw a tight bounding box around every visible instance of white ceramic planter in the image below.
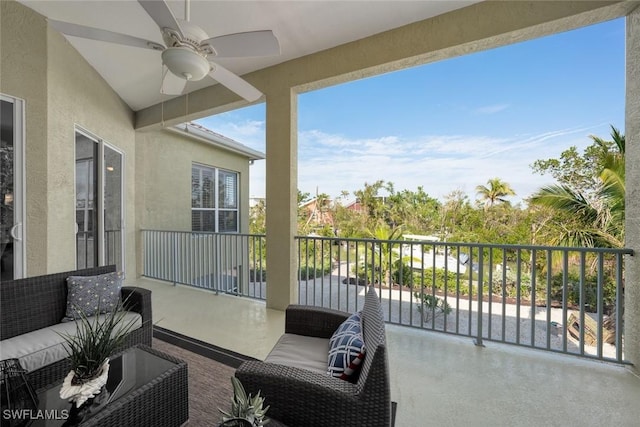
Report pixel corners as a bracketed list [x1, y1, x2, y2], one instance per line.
[59, 358, 110, 408]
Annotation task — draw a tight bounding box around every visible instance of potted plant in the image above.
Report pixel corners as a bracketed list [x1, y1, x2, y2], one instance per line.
[58, 300, 136, 408]
[219, 377, 270, 426]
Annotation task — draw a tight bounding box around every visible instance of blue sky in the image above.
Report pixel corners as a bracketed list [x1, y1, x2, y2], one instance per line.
[196, 17, 625, 205]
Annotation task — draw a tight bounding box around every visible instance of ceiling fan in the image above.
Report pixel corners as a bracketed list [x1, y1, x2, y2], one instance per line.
[48, 0, 280, 102]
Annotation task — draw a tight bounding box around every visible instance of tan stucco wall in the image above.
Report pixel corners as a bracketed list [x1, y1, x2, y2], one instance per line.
[1, 1, 49, 276]
[135, 130, 251, 233]
[46, 25, 136, 275]
[1, 1, 136, 276]
[264, 91, 298, 308]
[624, 6, 640, 374]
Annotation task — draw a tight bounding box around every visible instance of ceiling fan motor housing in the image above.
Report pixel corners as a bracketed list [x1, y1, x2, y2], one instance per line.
[162, 47, 210, 81]
[160, 19, 213, 81]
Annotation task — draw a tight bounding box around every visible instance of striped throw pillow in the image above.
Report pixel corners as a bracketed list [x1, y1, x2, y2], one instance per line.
[327, 311, 366, 382]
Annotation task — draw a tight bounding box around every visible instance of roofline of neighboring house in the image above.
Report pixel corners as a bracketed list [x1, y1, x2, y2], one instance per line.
[299, 196, 334, 208]
[167, 122, 266, 161]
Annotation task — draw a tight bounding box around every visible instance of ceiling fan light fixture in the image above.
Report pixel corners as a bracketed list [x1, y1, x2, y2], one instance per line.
[161, 47, 210, 81]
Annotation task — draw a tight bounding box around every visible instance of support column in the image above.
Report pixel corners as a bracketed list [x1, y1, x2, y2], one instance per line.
[625, 5, 640, 373]
[265, 89, 298, 310]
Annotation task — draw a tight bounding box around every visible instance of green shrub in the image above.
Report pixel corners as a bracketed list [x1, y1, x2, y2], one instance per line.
[409, 268, 467, 294]
[298, 265, 331, 280]
[391, 259, 413, 286]
[547, 272, 617, 313]
[413, 292, 452, 321]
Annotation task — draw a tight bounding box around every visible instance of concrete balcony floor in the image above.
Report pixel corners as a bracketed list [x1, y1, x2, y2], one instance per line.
[130, 277, 640, 427]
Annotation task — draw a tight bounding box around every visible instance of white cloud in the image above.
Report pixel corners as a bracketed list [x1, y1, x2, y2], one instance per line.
[475, 104, 509, 114]
[297, 128, 598, 204]
[196, 116, 602, 205]
[226, 120, 265, 138]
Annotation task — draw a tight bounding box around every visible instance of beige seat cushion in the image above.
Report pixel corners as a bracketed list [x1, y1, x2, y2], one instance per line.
[0, 311, 142, 372]
[265, 333, 330, 375]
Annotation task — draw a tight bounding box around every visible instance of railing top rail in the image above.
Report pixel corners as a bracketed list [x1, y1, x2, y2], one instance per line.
[140, 229, 266, 239]
[293, 234, 634, 255]
[141, 229, 633, 255]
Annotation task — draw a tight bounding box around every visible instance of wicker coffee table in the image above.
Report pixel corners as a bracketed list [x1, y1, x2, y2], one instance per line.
[31, 345, 188, 427]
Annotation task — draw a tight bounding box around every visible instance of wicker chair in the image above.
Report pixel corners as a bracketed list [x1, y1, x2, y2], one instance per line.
[235, 286, 393, 427]
[0, 265, 152, 391]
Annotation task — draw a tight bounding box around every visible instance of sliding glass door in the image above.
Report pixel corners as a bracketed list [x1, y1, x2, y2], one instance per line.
[0, 95, 25, 280]
[103, 145, 123, 269]
[75, 130, 124, 272]
[75, 134, 98, 269]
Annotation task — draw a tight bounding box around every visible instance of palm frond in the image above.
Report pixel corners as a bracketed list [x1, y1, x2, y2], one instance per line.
[531, 127, 625, 249]
[529, 185, 599, 224]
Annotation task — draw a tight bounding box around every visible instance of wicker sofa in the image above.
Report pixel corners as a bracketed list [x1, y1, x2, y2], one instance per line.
[0, 265, 152, 391]
[235, 286, 393, 427]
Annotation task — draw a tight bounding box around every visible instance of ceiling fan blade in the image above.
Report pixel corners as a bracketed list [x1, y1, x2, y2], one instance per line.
[203, 30, 280, 58]
[138, 0, 184, 37]
[161, 68, 188, 95]
[208, 63, 262, 102]
[48, 19, 164, 51]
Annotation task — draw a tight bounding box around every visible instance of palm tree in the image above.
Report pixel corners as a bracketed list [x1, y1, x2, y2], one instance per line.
[530, 127, 625, 336]
[475, 178, 516, 207]
[359, 225, 407, 286]
[529, 127, 624, 248]
[597, 127, 625, 243]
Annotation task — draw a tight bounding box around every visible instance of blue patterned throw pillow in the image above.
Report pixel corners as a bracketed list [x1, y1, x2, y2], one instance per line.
[327, 311, 366, 382]
[63, 271, 124, 322]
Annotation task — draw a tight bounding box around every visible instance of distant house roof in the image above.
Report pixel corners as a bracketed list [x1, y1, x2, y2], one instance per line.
[168, 122, 266, 161]
[299, 197, 332, 209]
[299, 197, 334, 227]
[343, 199, 362, 210]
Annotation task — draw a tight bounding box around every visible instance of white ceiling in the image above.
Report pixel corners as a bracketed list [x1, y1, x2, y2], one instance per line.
[19, 1, 478, 111]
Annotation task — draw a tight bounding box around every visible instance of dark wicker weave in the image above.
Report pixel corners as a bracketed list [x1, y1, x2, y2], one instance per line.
[0, 266, 153, 391]
[81, 345, 189, 427]
[235, 286, 392, 427]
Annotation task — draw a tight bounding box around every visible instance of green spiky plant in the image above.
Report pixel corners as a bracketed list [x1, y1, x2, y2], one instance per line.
[414, 292, 452, 322]
[219, 377, 270, 426]
[59, 300, 137, 384]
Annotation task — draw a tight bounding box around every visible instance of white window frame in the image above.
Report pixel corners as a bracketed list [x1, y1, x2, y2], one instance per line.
[74, 126, 126, 273]
[1, 94, 26, 279]
[192, 163, 239, 233]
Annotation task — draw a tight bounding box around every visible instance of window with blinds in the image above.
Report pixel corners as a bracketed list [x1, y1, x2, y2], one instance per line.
[192, 164, 239, 232]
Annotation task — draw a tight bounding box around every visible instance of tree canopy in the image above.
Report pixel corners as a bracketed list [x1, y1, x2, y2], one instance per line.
[529, 126, 624, 248]
[248, 126, 624, 250]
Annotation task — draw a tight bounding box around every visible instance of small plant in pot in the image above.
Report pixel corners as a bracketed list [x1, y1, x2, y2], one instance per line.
[219, 377, 270, 426]
[58, 300, 136, 408]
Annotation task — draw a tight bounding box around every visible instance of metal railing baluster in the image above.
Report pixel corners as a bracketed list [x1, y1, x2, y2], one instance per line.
[139, 230, 632, 364]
